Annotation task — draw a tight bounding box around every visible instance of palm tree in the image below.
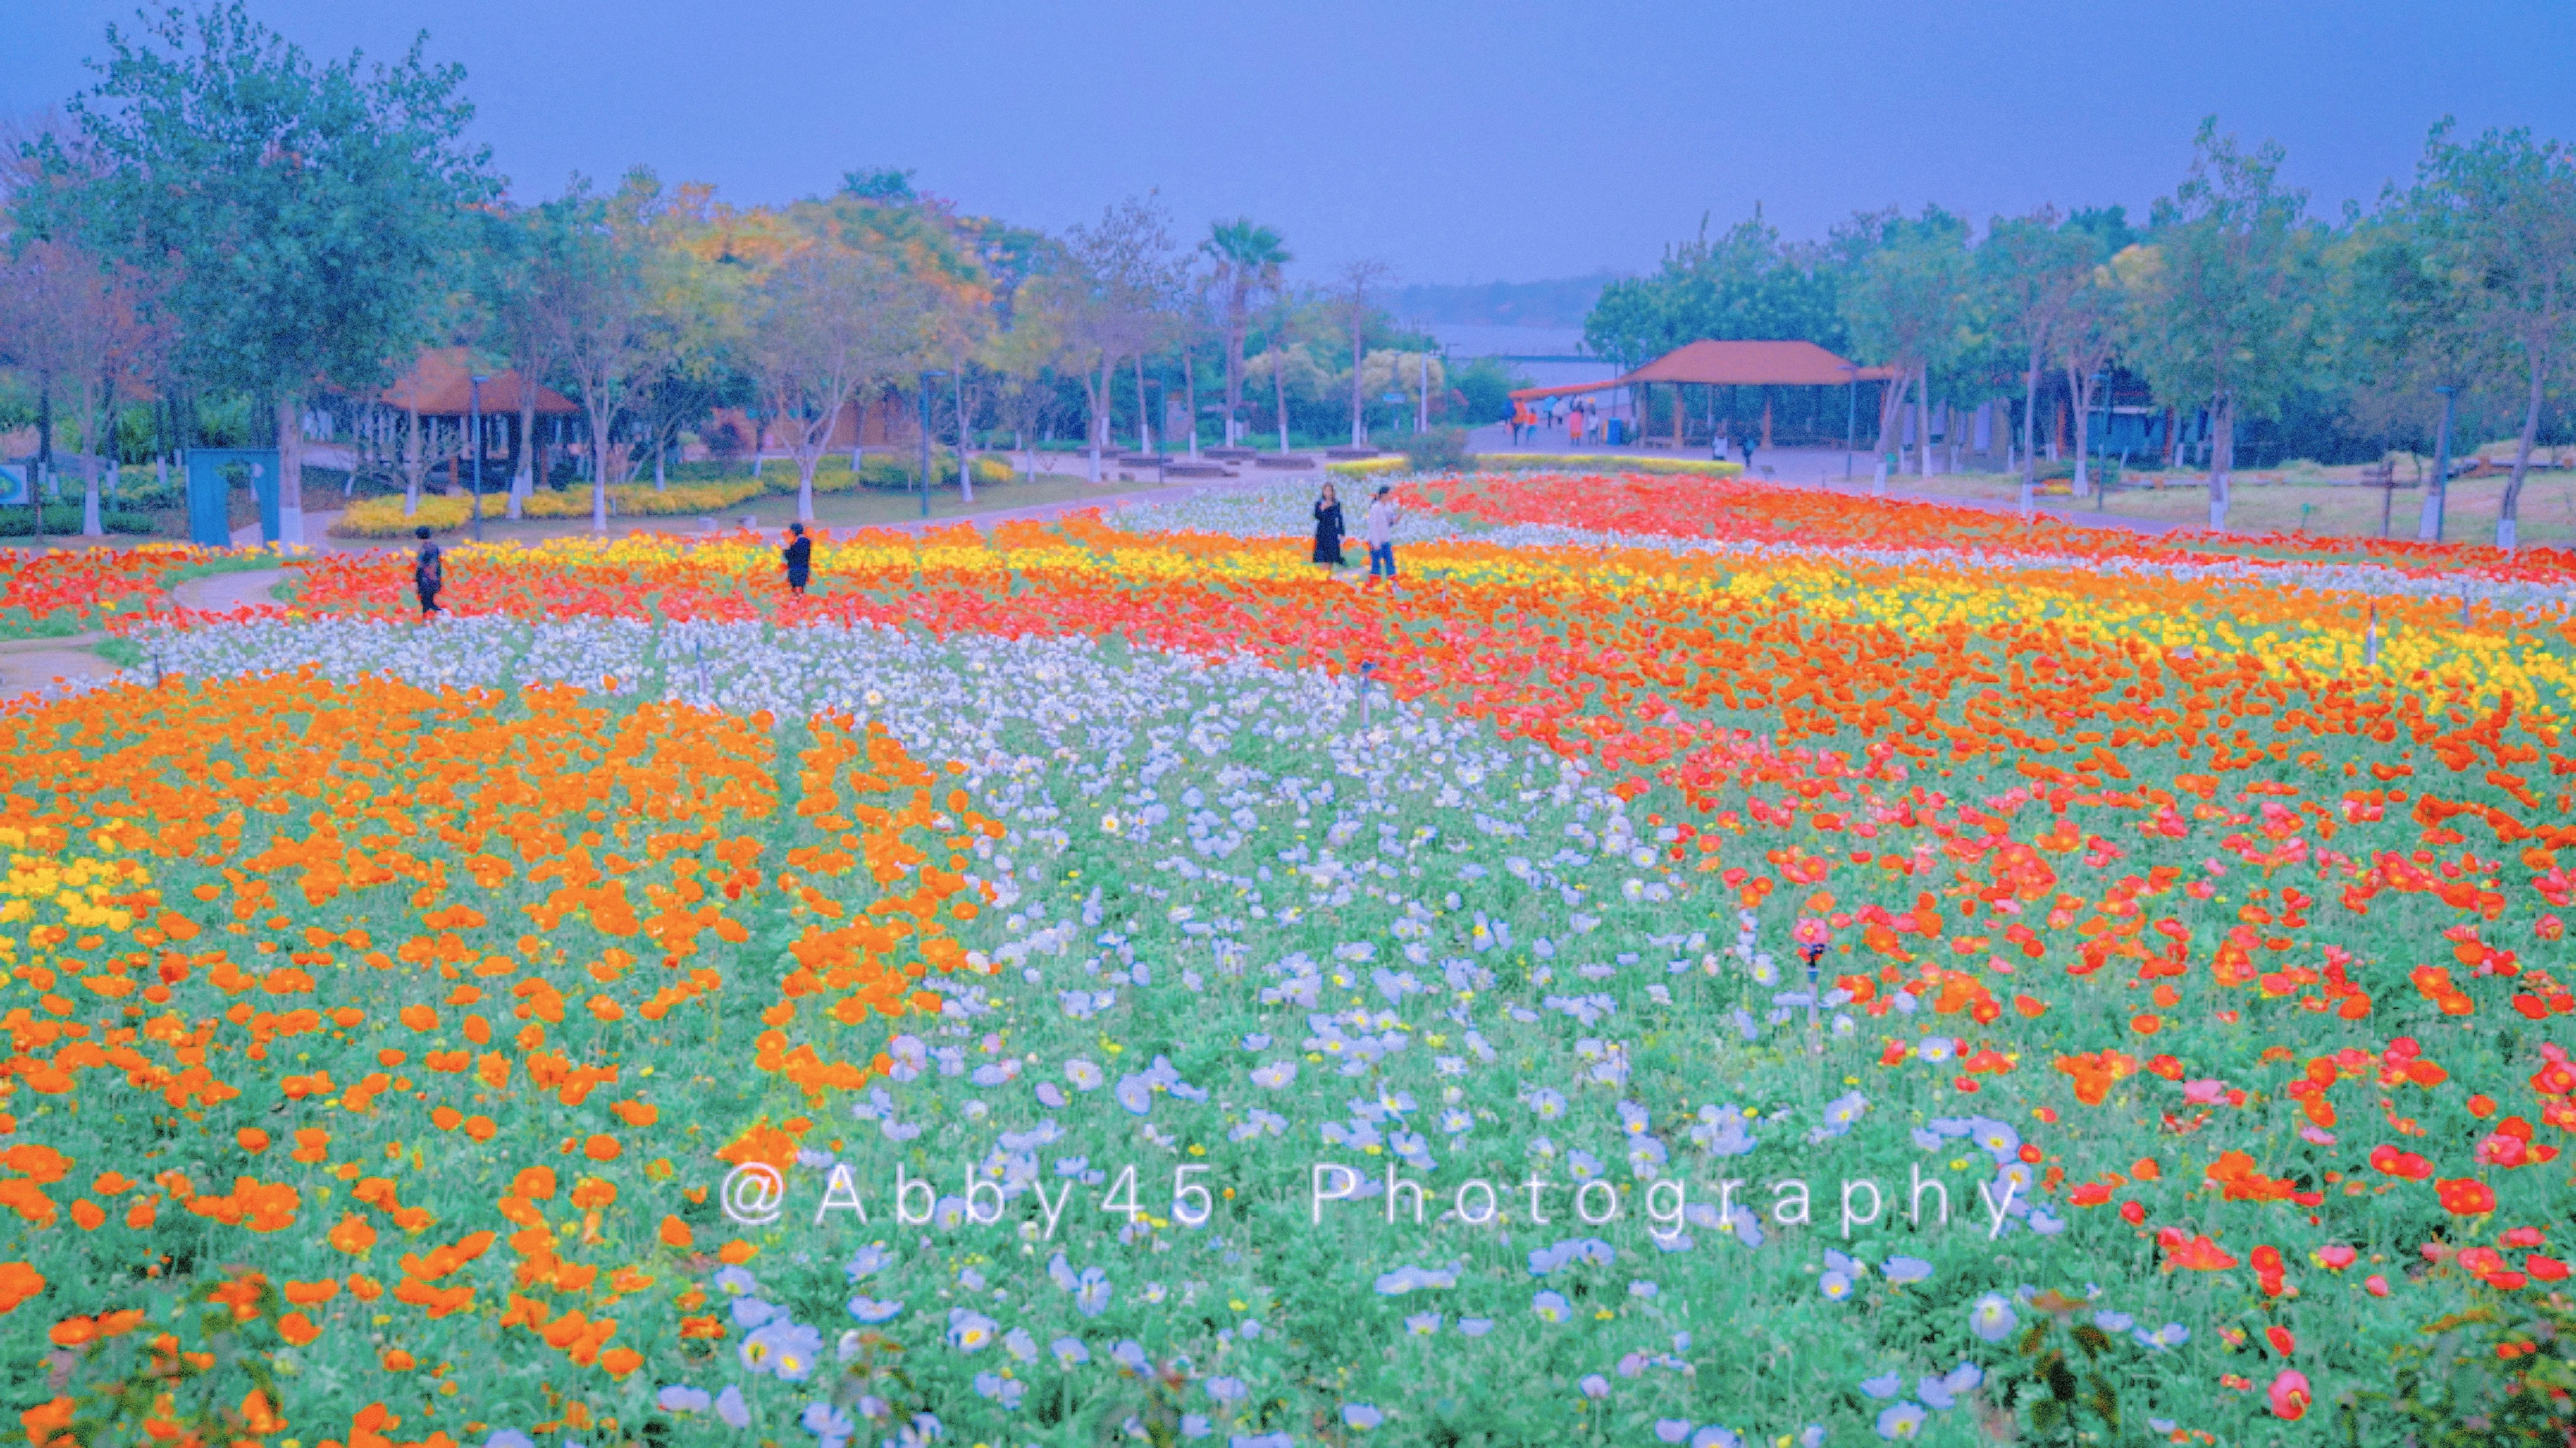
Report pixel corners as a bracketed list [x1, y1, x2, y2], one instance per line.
[1202, 219, 1291, 448]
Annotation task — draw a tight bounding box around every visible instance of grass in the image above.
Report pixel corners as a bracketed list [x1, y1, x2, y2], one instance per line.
[400, 472, 1155, 547]
[1871, 465, 2576, 545]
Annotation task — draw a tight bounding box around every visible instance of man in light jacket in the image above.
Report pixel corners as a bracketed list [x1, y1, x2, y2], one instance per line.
[1364, 485, 1400, 579]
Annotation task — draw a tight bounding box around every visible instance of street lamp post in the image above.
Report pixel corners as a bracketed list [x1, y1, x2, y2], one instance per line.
[1839, 364, 1857, 482]
[2421, 384, 2458, 543]
[918, 370, 948, 520]
[469, 375, 487, 542]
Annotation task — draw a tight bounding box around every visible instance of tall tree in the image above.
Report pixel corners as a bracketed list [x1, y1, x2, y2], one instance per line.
[39, 1, 492, 545]
[1839, 208, 1970, 481]
[1586, 208, 1846, 365]
[1202, 218, 1290, 448]
[1978, 207, 2101, 503]
[749, 246, 924, 522]
[2115, 118, 2318, 530]
[528, 178, 655, 532]
[2410, 120, 2576, 550]
[1059, 194, 1180, 482]
[1336, 260, 1394, 447]
[2053, 267, 2123, 499]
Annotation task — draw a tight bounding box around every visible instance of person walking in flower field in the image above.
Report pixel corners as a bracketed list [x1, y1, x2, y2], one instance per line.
[1363, 484, 1400, 580]
[782, 522, 813, 596]
[412, 525, 443, 618]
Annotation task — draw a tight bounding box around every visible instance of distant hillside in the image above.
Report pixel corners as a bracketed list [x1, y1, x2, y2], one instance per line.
[1393, 272, 1624, 330]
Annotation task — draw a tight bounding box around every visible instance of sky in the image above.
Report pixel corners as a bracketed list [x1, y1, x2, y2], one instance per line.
[8, 0, 2576, 289]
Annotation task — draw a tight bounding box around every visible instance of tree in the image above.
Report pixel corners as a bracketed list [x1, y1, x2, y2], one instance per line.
[748, 246, 925, 522]
[980, 293, 1067, 479]
[2410, 120, 2576, 550]
[1336, 260, 1394, 447]
[2053, 268, 2123, 499]
[1059, 195, 1181, 481]
[1202, 218, 1290, 448]
[0, 242, 153, 540]
[1839, 208, 1971, 481]
[1978, 207, 2101, 502]
[40, 1, 492, 545]
[2116, 119, 2318, 530]
[1585, 208, 1846, 365]
[528, 179, 657, 532]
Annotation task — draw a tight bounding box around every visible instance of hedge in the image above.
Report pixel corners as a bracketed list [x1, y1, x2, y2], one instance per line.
[331, 457, 1015, 537]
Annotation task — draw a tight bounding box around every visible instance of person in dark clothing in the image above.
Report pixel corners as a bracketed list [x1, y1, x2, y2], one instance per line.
[1311, 482, 1346, 567]
[413, 525, 443, 618]
[782, 522, 813, 595]
[1738, 433, 1756, 472]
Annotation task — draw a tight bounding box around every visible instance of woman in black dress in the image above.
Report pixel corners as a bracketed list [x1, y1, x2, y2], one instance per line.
[1311, 482, 1346, 567]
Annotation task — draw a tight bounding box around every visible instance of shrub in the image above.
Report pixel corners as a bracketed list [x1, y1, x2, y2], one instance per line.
[0, 505, 162, 537]
[1399, 428, 1471, 473]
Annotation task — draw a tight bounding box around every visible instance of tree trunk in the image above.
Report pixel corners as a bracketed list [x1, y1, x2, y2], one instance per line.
[404, 404, 423, 515]
[2067, 370, 2094, 501]
[955, 368, 975, 503]
[1224, 294, 1247, 447]
[511, 396, 536, 516]
[275, 394, 305, 547]
[797, 452, 818, 523]
[1350, 322, 1367, 447]
[1088, 359, 1109, 482]
[1274, 347, 1291, 452]
[2497, 342, 2549, 552]
[1914, 369, 1931, 479]
[1182, 351, 1199, 459]
[2019, 353, 2041, 509]
[2206, 394, 2234, 530]
[589, 404, 611, 533]
[1131, 355, 1151, 453]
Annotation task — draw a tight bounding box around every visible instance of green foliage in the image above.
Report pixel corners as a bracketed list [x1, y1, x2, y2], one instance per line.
[1585, 211, 1846, 366]
[1399, 427, 1470, 472]
[43, 1, 496, 401]
[2376, 1295, 2576, 1446]
[2114, 119, 2321, 438]
[0, 505, 160, 537]
[1449, 359, 1523, 425]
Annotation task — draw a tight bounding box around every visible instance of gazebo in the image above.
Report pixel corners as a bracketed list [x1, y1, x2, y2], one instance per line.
[372, 347, 580, 491]
[1512, 339, 1897, 449]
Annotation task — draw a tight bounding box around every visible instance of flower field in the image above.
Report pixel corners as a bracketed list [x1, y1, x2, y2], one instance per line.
[7, 471, 2576, 1447]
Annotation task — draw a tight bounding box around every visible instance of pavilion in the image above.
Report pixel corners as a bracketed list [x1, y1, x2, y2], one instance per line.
[1511, 339, 1897, 450]
[371, 347, 580, 489]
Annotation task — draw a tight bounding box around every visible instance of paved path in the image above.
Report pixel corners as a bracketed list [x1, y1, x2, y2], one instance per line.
[171, 568, 292, 612]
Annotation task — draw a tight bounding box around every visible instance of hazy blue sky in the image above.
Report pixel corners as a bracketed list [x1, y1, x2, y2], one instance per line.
[8, 1, 2576, 286]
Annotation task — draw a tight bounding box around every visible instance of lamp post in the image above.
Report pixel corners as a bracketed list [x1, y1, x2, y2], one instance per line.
[918, 370, 948, 519]
[2421, 384, 2458, 543]
[469, 374, 487, 542]
[1839, 364, 1857, 481]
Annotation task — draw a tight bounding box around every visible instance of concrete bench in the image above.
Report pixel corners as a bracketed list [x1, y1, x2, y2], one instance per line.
[1253, 455, 1316, 470]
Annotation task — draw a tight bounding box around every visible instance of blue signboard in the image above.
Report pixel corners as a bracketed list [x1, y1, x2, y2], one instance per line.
[184, 449, 280, 547]
[0, 463, 26, 507]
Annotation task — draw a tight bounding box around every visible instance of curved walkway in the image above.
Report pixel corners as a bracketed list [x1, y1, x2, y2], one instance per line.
[1, 567, 292, 703]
